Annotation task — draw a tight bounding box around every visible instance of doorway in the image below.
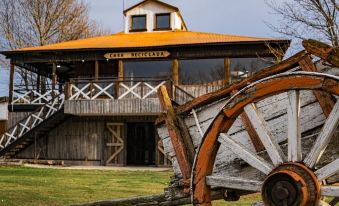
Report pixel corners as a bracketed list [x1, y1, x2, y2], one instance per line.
[127, 122, 156, 166]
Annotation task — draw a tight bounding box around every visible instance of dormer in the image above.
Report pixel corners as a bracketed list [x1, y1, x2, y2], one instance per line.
[123, 0, 187, 33]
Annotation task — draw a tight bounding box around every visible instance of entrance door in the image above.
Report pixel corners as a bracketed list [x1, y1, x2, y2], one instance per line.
[127, 123, 155, 166]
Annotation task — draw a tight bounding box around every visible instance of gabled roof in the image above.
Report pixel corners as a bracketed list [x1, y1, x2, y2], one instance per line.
[5, 31, 287, 53]
[123, 0, 179, 15]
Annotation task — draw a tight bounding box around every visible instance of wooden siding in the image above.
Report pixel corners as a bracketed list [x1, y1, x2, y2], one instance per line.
[64, 99, 162, 116]
[16, 116, 106, 162]
[0, 121, 6, 136]
[14, 115, 166, 166]
[7, 112, 31, 128]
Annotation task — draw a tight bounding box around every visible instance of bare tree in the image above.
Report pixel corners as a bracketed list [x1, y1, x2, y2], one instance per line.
[0, 0, 109, 89]
[266, 0, 338, 47]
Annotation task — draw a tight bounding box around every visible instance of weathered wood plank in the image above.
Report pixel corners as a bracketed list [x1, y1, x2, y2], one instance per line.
[158, 86, 194, 183]
[304, 101, 339, 168]
[206, 175, 262, 192]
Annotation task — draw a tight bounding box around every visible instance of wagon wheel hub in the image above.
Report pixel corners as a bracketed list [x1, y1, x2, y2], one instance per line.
[262, 163, 320, 206]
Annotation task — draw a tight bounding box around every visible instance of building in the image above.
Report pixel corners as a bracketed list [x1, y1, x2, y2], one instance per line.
[0, 0, 290, 166]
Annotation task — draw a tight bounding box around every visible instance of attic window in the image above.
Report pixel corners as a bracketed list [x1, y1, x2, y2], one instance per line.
[131, 15, 147, 31]
[155, 13, 171, 30]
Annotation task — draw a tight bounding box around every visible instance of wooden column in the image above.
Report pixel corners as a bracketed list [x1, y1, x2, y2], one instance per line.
[52, 63, 57, 99]
[116, 60, 124, 98]
[118, 60, 123, 80]
[224, 58, 231, 84]
[9, 64, 14, 102]
[95, 60, 99, 80]
[37, 74, 41, 93]
[172, 59, 179, 85]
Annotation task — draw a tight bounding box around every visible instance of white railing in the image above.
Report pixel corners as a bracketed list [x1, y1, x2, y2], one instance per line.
[0, 95, 64, 150]
[68, 78, 168, 100]
[11, 84, 64, 105]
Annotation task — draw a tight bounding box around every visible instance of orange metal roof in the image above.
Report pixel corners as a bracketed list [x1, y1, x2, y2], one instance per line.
[14, 31, 280, 52]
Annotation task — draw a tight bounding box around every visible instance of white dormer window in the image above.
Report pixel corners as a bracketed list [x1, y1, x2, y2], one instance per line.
[155, 13, 171, 30]
[124, 0, 187, 33]
[131, 15, 147, 32]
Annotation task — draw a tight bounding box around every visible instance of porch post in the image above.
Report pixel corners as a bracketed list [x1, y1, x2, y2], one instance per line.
[95, 60, 99, 80]
[37, 73, 41, 93]
[9, 63, 14, 103]
[224, 57, 231, 85]
[116, 60, 124, 98]
[172, 59, 179, 85]
[52, 63, 57, 99]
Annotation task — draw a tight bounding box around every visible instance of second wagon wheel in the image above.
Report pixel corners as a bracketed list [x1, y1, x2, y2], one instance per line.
[191, 72, 339, 206]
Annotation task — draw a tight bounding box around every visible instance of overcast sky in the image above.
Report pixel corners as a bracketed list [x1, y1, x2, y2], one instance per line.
[0, 0, 284, 96]
[84, 0, 281, 37]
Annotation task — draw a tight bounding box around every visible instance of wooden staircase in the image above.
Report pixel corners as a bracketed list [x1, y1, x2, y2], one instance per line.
[0, 95, 66, 158]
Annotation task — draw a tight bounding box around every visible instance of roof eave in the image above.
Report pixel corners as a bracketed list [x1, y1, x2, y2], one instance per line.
[1, 39, 291, 56]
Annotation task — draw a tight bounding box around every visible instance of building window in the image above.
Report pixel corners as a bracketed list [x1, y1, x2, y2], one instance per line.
[131, 15, 147, 31]
[155, 13, 171, 30]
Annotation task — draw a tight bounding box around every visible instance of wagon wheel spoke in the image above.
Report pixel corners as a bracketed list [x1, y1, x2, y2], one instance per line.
[287, 90, 302, 162]
[315, 158, 339, 181]
[218, 133, 273, 175]
[244, 104, 286, 165]
[206, 175, 262, 192]
[318, 200, 331, 206]
[321, 186, 339, 197]
[251, 201, 264, 206]
[304, 101, 339, 168]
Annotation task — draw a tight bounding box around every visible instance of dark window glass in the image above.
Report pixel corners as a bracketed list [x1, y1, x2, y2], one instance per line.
[178, 58, 275, 85]
[179, 59, 224, 84]
[124, 61, 171, 79]
[156, 14, 170, 29]
[131, 15, 146, 31]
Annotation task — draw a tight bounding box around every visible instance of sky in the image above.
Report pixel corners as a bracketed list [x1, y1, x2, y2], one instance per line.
[0, 0, 283, 97]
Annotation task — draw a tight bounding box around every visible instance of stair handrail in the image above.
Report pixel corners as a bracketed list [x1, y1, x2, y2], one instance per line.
[0, 94, 65, 150]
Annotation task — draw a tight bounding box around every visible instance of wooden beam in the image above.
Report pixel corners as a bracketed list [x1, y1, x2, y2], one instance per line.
[172, 59, 179, 85]
[116, 60, 124, 98]
[9, 64, 14, 102]
[298, 56, 335, 117]
[224, 58, 231, 85]
[52, 63, 57, 99]
[302, 39, 339, 67]
[239, 111, 265, 152]
[37, 74, 41, 94]
[158, 85, 194, 188]
[118, 60, 123, 81]
[95, 60, 99, 81]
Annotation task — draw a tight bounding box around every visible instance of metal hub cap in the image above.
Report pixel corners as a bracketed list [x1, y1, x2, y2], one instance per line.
[262, 163, 321, 206]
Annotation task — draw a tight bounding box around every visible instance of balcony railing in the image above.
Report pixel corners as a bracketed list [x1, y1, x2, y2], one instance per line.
[66, 77, 169, 100]
[11, 84, 64, 105]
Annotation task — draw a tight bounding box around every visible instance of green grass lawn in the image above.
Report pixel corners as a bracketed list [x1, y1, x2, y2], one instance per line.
[0, 166, 260, 206]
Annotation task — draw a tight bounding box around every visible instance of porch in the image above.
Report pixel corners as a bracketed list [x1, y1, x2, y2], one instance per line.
[9, 77, 225, 115]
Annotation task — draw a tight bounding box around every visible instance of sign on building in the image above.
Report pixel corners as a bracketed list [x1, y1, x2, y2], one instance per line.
[104, 51, 170, 59]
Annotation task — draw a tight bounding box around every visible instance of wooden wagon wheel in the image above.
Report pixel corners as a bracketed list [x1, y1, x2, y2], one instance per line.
[191, 72, 339, 206]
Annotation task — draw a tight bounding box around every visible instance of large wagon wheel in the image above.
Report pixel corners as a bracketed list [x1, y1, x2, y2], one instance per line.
[192, 72, 339, 206]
